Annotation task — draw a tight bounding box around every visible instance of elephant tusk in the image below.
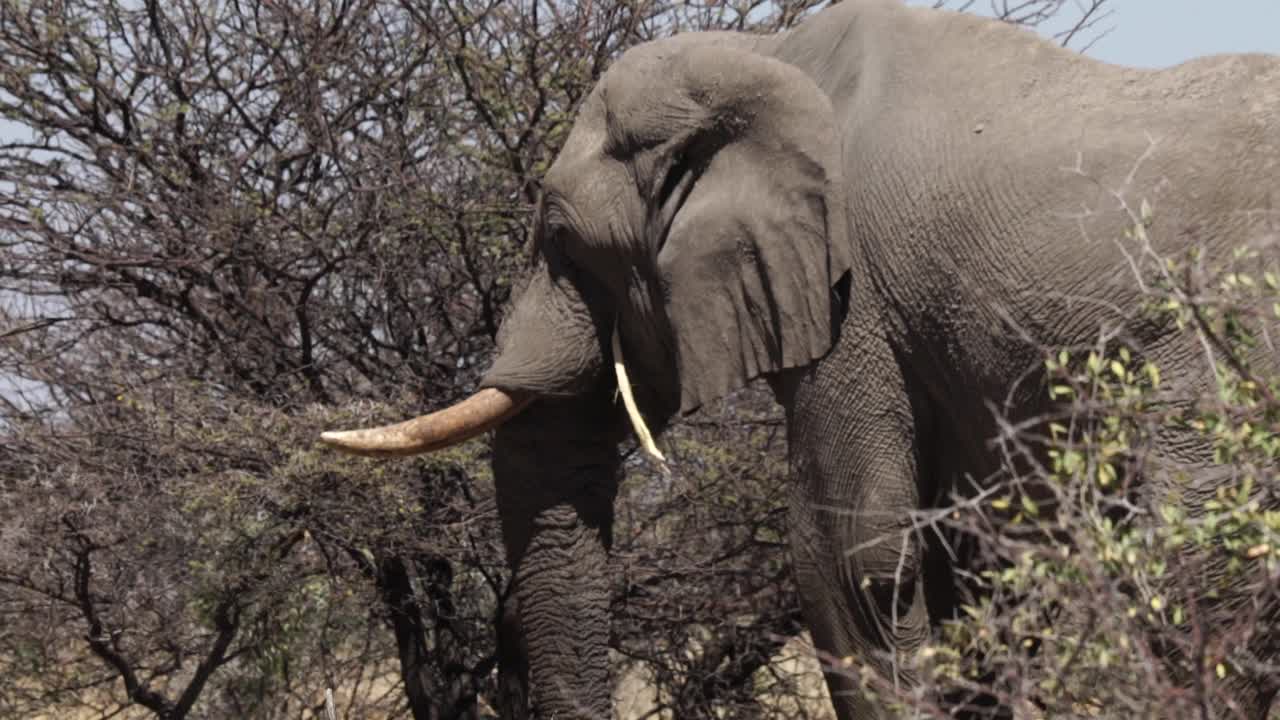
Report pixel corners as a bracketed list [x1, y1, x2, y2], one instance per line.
[320, 388, 533, 457]
[611, 323, 667, 464]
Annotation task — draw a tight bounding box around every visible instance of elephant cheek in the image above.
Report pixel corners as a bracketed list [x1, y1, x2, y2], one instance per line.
[482, 264, 608, 398]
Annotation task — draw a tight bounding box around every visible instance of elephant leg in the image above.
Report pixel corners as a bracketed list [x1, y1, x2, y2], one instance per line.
[1147, 439, 1280, 719]
[492, 393, 623, 719]
[784, 320, 933, 720]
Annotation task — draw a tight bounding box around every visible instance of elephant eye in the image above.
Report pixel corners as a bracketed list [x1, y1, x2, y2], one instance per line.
[540, 200, 611, 285]
[543, 221, 585, 274]
[541, 204, 573, 247]
[546, 222, 575, 256]
[536, 202, 570, 254]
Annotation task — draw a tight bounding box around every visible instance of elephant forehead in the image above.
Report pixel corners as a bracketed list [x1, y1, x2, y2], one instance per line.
[606, 94, 703, 151]
[544, 101, 632, 206]
[592, 36, 754, 149]
[544, 151, 620, 212]
[549, 91, 608, 169]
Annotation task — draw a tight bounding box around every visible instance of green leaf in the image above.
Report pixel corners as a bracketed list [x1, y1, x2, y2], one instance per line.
[1021, 495, 1039, 517]
[1098, 463, 1117, 487]
[1145, 363, 1161, 388]
[1110, 360, 1127, 380]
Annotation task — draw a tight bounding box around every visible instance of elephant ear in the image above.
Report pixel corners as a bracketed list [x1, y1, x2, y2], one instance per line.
[651, 44, 852, 414]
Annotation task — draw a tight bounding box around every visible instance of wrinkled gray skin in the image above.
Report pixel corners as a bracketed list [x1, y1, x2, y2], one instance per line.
[478, 1, 1280, 717]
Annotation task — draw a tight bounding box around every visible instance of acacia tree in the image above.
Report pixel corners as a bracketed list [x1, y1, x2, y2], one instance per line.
[0, 0, 527, 715]
[0, 1, 1110, 718]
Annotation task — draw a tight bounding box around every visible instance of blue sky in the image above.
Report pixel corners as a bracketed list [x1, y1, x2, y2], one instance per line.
[1073, 0, 1280, 67]
[910, 0, 1280, 68]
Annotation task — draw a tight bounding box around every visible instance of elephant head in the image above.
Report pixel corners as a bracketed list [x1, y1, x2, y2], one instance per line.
[323, 34, 852, 715]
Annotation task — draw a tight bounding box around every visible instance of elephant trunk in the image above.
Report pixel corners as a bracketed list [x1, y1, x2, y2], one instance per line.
[320, 388, 533, 457]
[492, 391, 623, 718]
[321, 257, 634, 716]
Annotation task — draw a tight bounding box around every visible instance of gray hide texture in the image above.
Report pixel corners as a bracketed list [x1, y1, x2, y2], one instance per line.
[474, 1, 1280, 717]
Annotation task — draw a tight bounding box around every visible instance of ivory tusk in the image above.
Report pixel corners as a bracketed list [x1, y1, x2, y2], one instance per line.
[611, 323, 667, 464]
[320, 388, 532, 457]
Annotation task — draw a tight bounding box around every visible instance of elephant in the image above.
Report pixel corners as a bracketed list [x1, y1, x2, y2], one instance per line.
[322, 0, 1280, 717]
